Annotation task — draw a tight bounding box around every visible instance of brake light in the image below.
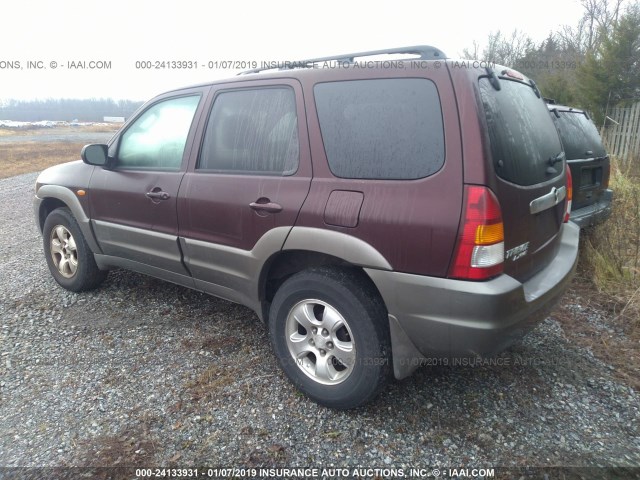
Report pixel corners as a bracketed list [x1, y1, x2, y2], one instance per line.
[502, 69, 524, 80]
[449, 186, 505, 280]
[602, 164, 610, 189]
[564, 167, 573, 223]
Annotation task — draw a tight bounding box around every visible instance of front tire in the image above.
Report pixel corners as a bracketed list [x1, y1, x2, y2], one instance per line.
[269, 267, 391, 409]
[42, 208, 107, 292]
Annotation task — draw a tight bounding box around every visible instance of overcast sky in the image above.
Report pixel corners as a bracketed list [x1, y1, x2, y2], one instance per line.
[1, 0, 585, 101]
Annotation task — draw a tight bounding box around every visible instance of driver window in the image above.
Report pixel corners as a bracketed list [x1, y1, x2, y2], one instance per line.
[117, 95, 200, 170]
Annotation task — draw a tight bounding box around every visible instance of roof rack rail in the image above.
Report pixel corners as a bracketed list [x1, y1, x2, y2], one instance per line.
[238, 45, 447, 75]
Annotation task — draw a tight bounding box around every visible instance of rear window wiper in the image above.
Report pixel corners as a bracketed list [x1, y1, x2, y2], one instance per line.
[529, 79, 541, 98]
[548, 151, 565, 166]
[547, 151, 565, 174]
[485, 67, 501, 91]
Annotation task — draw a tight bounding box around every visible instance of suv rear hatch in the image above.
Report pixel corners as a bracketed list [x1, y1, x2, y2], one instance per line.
[478, 69, 567, 283]
[548, 105, 609, 211]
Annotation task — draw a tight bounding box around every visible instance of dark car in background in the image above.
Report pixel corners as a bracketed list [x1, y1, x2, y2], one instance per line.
[547, 102, 613, 228]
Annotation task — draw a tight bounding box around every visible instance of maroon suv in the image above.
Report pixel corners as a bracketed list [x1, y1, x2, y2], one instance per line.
[34, 46, 579, 409]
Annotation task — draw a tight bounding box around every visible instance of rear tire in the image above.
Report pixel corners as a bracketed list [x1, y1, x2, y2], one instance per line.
[269, 267, 391, 409]
[43, 208, 107, 292]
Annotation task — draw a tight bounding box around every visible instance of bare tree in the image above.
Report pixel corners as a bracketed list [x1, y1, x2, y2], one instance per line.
[557, 18, 590, 54]
[461, 40, 481, 60]
[471, 30, 535, 65]
[557, 0, 627, 55]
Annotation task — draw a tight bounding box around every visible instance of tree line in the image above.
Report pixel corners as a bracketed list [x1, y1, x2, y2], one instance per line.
[463, 0, 640, 126]
[0, 98, 144, 122]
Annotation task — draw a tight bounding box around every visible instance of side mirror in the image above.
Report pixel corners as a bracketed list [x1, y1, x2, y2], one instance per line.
[81, 144, 109, 166]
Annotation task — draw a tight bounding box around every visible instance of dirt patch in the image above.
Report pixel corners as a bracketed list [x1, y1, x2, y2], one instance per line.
[185, 361, 242, 402]
[181, 334, 240, 355]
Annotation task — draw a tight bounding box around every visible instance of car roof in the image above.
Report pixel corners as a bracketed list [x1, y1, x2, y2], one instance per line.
[161, 45, 448, 94]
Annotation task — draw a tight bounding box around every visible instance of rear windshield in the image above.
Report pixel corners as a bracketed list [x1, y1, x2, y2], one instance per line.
[551, 110, 607, 160]
[480, 78, 563, 186]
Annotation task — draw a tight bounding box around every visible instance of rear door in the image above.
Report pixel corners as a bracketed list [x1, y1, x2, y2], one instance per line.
[177, 79, 311, 304]
[550, 108, 609, 210]
[478, 73, 566, 282]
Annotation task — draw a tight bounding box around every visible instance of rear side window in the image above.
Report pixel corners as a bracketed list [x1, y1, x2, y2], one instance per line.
[198, 87, 298, 175]
[552, 110, 607, 160]
[480, 79, 563, 186]
[314, 79, 445, 180]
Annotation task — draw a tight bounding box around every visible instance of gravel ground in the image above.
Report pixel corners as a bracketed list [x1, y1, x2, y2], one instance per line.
[1, 172, 639, 476]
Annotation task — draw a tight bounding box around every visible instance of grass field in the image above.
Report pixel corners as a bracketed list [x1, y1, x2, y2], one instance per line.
[0, 141, 87, 178]
[0, 124, 120, 137]
[581, 158, 640, 338]
[0, 124, 119, 178]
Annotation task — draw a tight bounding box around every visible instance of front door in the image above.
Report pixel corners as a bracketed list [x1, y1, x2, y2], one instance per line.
[89, 90, 207, 277]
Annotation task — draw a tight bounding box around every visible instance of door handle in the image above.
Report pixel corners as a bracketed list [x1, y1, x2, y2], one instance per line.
[146, 191, 171, 201]
[249, 200, 283, 213]
[529, 186, 566, 214]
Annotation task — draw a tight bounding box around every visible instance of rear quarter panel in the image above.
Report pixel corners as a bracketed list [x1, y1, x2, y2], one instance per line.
[295, 65, 463, 277]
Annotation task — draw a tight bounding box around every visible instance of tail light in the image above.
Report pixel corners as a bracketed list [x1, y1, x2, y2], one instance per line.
[564, 167, 573, 223]
[602, 163, 610, 189]
[448, 186, 505, 281]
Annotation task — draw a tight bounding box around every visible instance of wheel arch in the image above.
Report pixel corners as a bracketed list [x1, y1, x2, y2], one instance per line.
[37, 197, 66, 232]
[36, 185, 102, 254]
[258, 249, 389, 326]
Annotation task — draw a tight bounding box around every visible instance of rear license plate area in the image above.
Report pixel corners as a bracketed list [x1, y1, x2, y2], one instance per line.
[581, 166, 602, 189]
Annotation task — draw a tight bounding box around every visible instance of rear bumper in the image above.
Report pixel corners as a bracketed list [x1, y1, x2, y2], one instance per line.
[366, 221, 579, 379]
[570, 189, 613, 228]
